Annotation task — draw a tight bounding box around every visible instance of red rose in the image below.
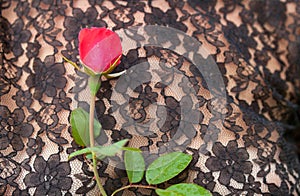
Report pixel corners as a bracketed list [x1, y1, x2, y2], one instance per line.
[78, 27, 122, 74]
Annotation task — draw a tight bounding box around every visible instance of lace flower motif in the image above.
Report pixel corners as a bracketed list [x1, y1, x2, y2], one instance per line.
[24, 154, 72, 195]
[205, 140, 252, 186]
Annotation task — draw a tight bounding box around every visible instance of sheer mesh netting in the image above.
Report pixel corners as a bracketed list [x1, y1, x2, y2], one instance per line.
[1, 0, 300, 195]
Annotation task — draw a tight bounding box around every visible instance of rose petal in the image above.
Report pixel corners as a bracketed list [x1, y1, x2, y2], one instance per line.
[82, 33, 121, 72]
[78, 27, 122, 73]
[79, 27, 114, 61]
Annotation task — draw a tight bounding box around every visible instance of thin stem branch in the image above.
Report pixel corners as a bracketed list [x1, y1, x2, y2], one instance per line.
[89, 83, 107, 196]
[111, 185, 158, 196]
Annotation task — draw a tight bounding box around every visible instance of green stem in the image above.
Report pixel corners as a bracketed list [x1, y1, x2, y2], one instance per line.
[92, 152, 107, 196]
[89, 90, 96, 148]
[111, 185, 157, 196]
[89, 81, 107, 196]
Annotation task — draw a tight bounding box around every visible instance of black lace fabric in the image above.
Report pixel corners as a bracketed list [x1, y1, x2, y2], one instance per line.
[1, 0, 300, 195]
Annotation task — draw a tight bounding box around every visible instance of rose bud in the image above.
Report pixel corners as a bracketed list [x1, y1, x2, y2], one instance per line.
[78, 27, 122, 74]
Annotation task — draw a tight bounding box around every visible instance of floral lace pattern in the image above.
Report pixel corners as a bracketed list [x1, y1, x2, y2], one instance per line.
[1, 0, 300, 195]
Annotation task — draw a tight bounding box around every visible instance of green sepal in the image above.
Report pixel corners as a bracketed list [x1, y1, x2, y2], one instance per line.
[62, 55, 81, 70]
[103, 70, 126, 79]
[102, 54, 122, 75]
[83, 66, 96, 77]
